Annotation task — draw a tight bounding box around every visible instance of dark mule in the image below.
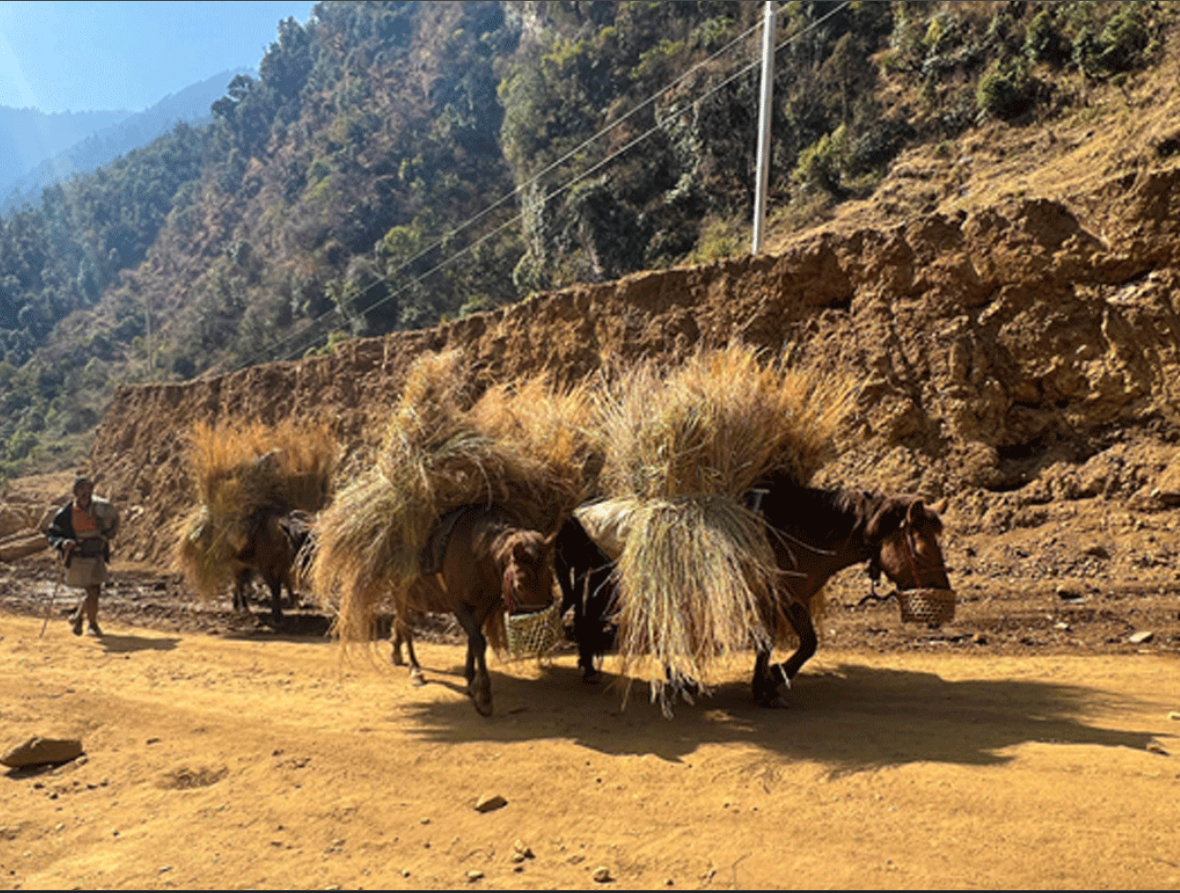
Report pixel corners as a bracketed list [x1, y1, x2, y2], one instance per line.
[560, 475, 953, 708]
[554, 514, 618, 684]
[232, 509, 314, 625]
[750, 471, 952, 707]
[390, 504, 557, 716]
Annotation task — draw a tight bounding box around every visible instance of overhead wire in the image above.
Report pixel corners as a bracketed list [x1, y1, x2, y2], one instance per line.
[237, 1, 851, 371]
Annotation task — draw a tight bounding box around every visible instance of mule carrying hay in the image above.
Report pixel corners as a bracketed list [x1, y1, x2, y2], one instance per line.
[174, 419, 338, 602]
[596, 343, 856, 714]
[310, 349, 586, 647]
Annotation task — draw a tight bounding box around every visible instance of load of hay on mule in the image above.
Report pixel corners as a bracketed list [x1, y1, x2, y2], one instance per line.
[174, 420, 337, 625]
[230, 508, 316, 621]
[559, 343, 955, 712]
[307, 349, 595, 716]
[564, 344, 852, 715]
[561, 477, 955, 707]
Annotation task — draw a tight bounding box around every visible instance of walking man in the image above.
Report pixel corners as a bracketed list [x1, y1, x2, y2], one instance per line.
[46, 475, 120, 636]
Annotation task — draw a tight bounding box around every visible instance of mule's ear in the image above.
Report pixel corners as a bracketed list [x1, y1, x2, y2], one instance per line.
[905, 498, 927, 527]
[932, 497, 948, 515]
[865, 500, 906, 541]
[543, 530, 558, 548]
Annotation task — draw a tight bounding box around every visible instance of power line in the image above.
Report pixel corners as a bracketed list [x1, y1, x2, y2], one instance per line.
[242, 13, 766, 370]
[239, 1, 851, 371]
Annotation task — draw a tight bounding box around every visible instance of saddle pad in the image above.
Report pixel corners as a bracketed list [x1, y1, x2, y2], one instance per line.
[572, 498, 639, 562]
[419, 505, 474, 576]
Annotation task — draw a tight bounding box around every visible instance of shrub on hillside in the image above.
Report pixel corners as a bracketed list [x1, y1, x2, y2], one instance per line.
[976, 59, 1040, 122]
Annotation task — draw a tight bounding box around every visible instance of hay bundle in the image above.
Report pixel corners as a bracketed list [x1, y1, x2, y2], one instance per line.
[309, 349, 593, 646]
[174, 420, 338, 601]
[471, 373, 604, 507]
[596, 343, 855, 714]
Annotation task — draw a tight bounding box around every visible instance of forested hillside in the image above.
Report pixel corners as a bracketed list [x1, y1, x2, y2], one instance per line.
[0, 0, 1172, 483]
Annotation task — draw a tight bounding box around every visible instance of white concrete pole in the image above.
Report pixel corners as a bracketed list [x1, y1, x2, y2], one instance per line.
[752, 1, 776, 255]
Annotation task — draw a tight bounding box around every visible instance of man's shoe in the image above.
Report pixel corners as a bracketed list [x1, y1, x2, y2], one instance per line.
[70, 613, 83, 636]
[86, 623, 103, 637]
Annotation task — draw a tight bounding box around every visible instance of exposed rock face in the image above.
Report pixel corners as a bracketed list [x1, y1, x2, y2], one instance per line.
[90, 168, 1180, 566]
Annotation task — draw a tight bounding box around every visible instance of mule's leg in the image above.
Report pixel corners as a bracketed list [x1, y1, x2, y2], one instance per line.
[572, 572, 601, 684]
[754, 602, 816, 707]
[233, 568, 251, 612]
[752, 647, 788, 708]
[394, 618, 408, 660]
[454, 604, 493, 716]
[390, 620, 406, 665]
[776, 601, 817, 682]
[579, 567, 620, 684]
[403, 623, 425, 686]
[267, 575, 283, 625]
[389, 616, 425, 683]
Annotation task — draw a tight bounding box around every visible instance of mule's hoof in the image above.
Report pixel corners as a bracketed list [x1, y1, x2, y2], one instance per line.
[467, 679, 494, 716]
[757, 694, 791, 709]
[582, 669, 601, 685]
[410, 669, 426, 687]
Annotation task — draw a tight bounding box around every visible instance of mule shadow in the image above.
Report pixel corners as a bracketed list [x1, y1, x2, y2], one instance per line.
[220, 612, 334, 643]
[397, 656, 1168, 776]
[381, 652, 500, 700]
[99, 634, 180, 654]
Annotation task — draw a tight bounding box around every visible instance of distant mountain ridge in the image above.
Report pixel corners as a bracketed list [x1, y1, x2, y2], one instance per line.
[0, 108, 129, 187]
[0, 67, 253, 211]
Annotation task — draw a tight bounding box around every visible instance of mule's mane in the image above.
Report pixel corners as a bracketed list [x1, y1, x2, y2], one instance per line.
[760, 479, 886, 544]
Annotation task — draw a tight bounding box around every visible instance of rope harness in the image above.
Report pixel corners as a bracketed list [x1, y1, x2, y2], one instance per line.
[502, 564, 517, 615]
[859, 519, 950, 607]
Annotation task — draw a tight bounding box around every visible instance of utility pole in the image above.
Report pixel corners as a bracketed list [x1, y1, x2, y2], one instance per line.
[145, 292, 152, 378]
[752, 0, 776, 255]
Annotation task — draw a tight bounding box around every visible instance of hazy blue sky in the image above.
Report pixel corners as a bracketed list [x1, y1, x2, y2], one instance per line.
[0, 1, 317, 114]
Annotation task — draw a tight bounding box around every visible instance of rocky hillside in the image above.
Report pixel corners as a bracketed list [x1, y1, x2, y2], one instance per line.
[82, 150, 1180, 568]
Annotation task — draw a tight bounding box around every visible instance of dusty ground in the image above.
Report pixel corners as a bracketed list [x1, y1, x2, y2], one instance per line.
[2, 485, 1179, 891]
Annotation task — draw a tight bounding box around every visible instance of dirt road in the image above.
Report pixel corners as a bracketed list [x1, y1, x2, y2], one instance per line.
[2, 607, 1178, 890]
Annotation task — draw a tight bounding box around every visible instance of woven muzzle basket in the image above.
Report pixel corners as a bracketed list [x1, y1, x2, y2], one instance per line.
[505, 600, 564, 659]
[897, 588, 956, 626]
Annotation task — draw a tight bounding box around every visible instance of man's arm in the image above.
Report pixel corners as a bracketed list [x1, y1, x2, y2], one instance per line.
[45, 504, 75, 555]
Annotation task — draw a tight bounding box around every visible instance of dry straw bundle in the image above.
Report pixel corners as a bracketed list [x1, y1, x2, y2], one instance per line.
[596, 342, 855, 715]
[309, 349, 594, 646]
[174, 419, 338, 601]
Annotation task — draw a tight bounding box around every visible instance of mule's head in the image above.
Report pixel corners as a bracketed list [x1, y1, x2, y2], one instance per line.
[865, 496, 952, 593]
[502, 529, 558, 613]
